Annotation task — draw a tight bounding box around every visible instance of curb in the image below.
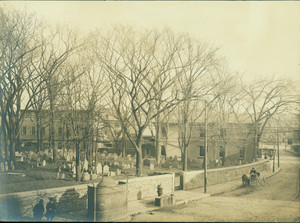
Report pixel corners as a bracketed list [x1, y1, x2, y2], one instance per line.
[175, 194, 211, 205]
[266, 168, 281, 179]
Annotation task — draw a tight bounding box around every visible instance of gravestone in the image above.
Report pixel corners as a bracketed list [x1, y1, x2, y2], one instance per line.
[1, 163, 4, 172]
[42, 160, 46, 167]
[20, 156, 24, 162]
[108, 153, 113, 158]
[100, 153, 106, 158]
[66, 154, 71, 162]
[131, 163, 134, 169]
[150, 163, 154, 171]
[113, 153, 118, 160]
[161, 157, 166, 164]
[82, 172, 90, 182]
[56, 172, 60, 179]
[116, 168, 121, 176]
[113, 162, 119, 167]
[96, 163, 102, 175]
[83, 159, 88, 171]
[29, 151, 34, 160]
[103, 165, 109, 176]
[61, 173, 65, 179]
[110, 171, 116, 177]
[91, 174, 98, 180]
[72, 166, 76, 177]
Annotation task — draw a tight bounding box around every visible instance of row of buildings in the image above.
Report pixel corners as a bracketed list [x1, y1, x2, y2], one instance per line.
[16, 109, 298, 166]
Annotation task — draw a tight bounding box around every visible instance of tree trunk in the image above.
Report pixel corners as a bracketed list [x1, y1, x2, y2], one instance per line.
[49, 98, 57, 163]
[155, 116, 161, 166]
[36, 116, 41, 153]
[121, 129, 126, 157]
[183, 145, 188, 171]
[76, 140, 81, 182]
[136, 151, 143, 177]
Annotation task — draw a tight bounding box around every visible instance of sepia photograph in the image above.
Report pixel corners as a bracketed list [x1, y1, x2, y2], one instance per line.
[0, 1, 299, 222]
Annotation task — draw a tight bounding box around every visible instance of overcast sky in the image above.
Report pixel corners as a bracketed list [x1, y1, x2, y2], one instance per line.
[6, 1, 300, 82]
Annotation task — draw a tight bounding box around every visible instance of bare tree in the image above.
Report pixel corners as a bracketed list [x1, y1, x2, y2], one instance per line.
[95, 26, 185, 176]
[0, 6, 41, 169]
[30, 25, 78, 163]
[174, 36, 222, 171]
[240, 76, 299, 161]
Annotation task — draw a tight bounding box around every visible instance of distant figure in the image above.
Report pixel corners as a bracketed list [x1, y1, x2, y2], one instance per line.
[250, 167, 260, 179]
[33, 199, 44, 221]
[250, 167, 257, 175]
[45, 198, 56, 222]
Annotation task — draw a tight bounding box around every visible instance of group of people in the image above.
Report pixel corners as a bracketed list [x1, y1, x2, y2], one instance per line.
[33, 198, 56, 222]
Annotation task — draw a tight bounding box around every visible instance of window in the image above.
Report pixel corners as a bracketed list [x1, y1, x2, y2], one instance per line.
[32, 127, 35, 135]
[219, 146, 225, 158]
[58, 127, 63, 135]
[161, 146, 166, 156]
[23, 126, 27, 135]
[200, 128, 205, 138]
[240, 148, 245, 159]
[199, 146, 205, 157]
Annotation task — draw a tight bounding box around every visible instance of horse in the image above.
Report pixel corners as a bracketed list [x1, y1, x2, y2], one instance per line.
[242, 174, 250, 187]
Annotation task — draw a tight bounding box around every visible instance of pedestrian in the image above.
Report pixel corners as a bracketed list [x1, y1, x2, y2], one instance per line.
[33, 199, 44, 221]
[45, 198, 56, 222]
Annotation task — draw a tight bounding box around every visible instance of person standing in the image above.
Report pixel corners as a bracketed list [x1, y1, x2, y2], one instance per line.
[33, 199, 44, 221]
[45, 198, 56, 222]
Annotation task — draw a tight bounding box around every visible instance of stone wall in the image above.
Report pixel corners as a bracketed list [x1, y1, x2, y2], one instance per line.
[119, 173, 175, 201]
[0, 174, 175, 221]
[183, 160, 270, 190]
[0, 183, 91, 221]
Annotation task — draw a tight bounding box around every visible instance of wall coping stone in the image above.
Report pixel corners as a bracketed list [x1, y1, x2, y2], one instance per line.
[0, 182, 99, 198]
[184, 160, 268, 176]
[119, 173, 173, 183]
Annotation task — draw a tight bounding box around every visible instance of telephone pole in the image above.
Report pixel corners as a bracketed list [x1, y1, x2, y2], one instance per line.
[204, 100, 207, 193]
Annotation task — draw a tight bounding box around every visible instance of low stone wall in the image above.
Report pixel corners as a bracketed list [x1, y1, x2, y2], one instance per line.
[0, 173, 175, 221]
[119, 173, 175, 201]
[183, 160, 271, 190]
[0, 183, 92, 221]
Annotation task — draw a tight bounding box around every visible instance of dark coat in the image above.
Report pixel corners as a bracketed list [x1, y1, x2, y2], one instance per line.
[33, 203, 44, 220]
[46, 202, 56, 218]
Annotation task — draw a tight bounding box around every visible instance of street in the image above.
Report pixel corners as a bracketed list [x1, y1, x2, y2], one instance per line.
[131, 150, 300, 222]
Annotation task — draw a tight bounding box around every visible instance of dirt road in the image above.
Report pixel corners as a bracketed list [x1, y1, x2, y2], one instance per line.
[131, 150, 300, 222]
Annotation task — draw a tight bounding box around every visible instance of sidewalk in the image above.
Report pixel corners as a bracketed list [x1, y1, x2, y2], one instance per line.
[54, 168, 281, 221]
[128, 168, 281, 217]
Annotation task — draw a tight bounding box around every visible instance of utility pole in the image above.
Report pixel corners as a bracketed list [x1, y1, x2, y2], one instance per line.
[273, 147, 275, 173]
[204, 100, 207, 193]
[277, 126, 280, 168]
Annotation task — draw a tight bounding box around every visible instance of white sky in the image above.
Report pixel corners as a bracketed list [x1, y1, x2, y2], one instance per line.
[5, 1, 300, 82]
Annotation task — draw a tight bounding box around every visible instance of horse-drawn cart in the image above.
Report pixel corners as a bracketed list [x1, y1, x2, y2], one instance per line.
[242, 173, 266, 187]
